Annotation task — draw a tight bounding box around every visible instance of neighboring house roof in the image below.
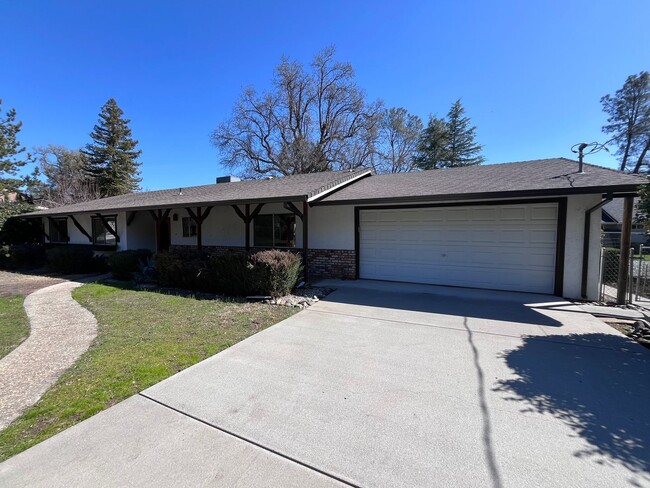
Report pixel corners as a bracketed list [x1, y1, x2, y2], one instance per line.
[601, 198, 641, 223]
[25, 169, 372, 217]
[315, 158, 644, 205]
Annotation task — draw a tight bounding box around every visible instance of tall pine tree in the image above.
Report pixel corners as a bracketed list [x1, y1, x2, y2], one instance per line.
[83, 98, 142, 196]
[414, 99, 484, 169]
[445, 100, 485, 167]
[0, 99, 32, 193]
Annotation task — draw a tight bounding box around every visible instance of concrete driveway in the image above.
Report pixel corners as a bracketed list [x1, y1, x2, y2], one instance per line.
[1, 280, 649, 487]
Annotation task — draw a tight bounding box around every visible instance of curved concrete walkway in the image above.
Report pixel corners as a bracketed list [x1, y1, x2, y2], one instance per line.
[0, 281, 98, 430]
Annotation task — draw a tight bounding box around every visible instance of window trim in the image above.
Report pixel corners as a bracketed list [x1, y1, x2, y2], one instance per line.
[182, 216, 198, 238]
[49, 217, 69, 244]
[253, 213, 297, 248]
[91, 215, 118, 246]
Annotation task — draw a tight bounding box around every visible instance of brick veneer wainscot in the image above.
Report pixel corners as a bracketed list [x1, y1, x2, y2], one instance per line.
[169, 245, 356, 280]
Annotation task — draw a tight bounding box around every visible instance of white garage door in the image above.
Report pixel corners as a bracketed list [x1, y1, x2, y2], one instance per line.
[359, 203, 558, 294]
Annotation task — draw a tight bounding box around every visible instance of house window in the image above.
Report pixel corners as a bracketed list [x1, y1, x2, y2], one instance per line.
[49, 218, 68, 243]
[92, 216, 117, 246]
[254, 214, 296, 247]
[182, 217, 197, 237]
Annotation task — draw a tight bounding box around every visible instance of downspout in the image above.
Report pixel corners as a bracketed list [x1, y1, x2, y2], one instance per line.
[581, 194, 613, 299]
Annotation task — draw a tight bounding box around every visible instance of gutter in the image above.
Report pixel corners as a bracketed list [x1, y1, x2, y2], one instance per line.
[581, 194, 613, 299]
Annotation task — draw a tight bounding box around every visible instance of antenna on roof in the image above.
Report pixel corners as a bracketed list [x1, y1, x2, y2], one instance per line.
[571, 141, 610, 173]
[179, 188, 183, 196]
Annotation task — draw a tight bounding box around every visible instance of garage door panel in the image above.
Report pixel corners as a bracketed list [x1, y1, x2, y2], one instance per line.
[359, 203, 557, 294]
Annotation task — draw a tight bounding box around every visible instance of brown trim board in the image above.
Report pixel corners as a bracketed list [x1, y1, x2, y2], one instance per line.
[355, 197, 568, 296]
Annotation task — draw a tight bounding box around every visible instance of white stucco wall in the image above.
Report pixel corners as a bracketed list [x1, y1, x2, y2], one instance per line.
[309, 205, 355, 250]
[562, 194, 603, 300]
[44, 193, 607, 300]
[126, 212, 156, 251]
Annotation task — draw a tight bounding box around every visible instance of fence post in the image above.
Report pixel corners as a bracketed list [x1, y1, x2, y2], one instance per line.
[636, 245, 643, 300]
[599, 247, 604, 303]
[629, 247, 634, 304]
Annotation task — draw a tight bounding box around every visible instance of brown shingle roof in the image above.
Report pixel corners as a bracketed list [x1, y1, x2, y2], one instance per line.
[315, 158, 645, 205]
[26, 169, 371, 217]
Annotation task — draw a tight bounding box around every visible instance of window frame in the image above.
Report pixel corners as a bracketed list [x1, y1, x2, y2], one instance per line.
[182, 216, 197, 238]
[91, 215, 118, 246]
[253, 213, 297, 248]
[49, 217, 69, 244]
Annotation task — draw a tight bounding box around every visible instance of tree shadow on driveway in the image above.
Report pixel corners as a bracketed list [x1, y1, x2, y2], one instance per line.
[494, 333, 650, 483]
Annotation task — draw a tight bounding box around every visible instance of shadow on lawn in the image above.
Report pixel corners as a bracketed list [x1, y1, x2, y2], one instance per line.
[494, 333, 650, 482]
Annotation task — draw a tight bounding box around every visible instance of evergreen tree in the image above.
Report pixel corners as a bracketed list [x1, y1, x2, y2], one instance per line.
[83, 98, 142, 196]
[414, 100, 484, 170]
[0, 99, 32, 193]
[601, 71, 650, 173]
[444, 100, 485, 167]
[413, 116, 449, 170]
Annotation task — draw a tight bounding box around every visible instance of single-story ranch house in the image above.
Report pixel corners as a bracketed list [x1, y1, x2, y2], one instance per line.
[24, 158, 645, 301]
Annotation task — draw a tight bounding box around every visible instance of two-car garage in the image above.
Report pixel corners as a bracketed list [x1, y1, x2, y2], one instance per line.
[358, 202, 560, 294]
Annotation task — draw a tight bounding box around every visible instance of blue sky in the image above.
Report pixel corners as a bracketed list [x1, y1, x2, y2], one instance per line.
[2, 1, 649, 190]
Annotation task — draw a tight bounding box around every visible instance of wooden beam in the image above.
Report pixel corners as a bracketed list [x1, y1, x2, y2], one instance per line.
[283, 202, 303, 221]
[303, 200, 309, 283]
[200, 206, 212, 222]
[95, 213, 120, 243]
[69, 215, 92, 242]
[185, 207, 198, 222]
[231, 205, 246, 222]
[249, 203, 265, 220]
[127, 211, 138, 226]
[617, 196, 634, 304]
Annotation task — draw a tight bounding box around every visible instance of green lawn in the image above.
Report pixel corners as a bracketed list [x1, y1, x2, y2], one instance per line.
[0, 295, 29, 360]
[0, 283, 296, 461]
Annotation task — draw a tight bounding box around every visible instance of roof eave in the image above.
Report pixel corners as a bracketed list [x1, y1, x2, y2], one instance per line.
[311, 185, 642, 206]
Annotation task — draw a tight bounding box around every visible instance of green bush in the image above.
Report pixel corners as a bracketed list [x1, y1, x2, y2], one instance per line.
[155, 250, 211, 291]
[46, 246, 107, 274]
[154, 248, 301, 297]
[0, 244, 46, 270]
[109, 249, 153, 280]
[208, 252, 252, 295]
[250, 250, 302, 297]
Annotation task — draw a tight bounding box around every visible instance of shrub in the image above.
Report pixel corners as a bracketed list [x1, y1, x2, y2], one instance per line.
[0, 244, 46, 270]
[109, 249, 153, 280]
[208, 253, 251, 295]
[250, 250, 302, 298]
[155, 250, 211, 291]
[154, 248, 301, 297]
[46, 246, 107, 274]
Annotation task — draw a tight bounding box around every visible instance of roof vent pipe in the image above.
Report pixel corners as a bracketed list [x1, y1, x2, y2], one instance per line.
[577, 143, 588, 173]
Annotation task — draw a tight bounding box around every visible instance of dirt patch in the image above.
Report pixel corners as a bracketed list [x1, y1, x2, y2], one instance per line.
[0, 271, 65, 297]
[602, 318, 650, 349]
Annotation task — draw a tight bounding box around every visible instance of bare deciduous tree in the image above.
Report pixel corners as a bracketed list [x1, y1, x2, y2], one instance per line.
[35, 145, 101, 205]
[211, 47, 382, 176]
[372, 107, 423, 173]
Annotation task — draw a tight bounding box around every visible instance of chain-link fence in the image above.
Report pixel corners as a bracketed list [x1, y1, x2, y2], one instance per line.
[600, 245, 650, 304]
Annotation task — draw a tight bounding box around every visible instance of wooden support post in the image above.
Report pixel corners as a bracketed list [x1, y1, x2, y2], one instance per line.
[149, 209, 171, 252]
[303, 200, 309, 283]
[185, 206, 213, 251]
[69, 215, 92, 242]
[617, 196, 634, 305]
[245, 204, 250, 251]
[232, 203, 263, 252]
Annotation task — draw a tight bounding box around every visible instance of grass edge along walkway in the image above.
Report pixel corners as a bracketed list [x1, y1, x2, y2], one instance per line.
[0, 295, 29, 361]
[0, 283, 296, 462]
